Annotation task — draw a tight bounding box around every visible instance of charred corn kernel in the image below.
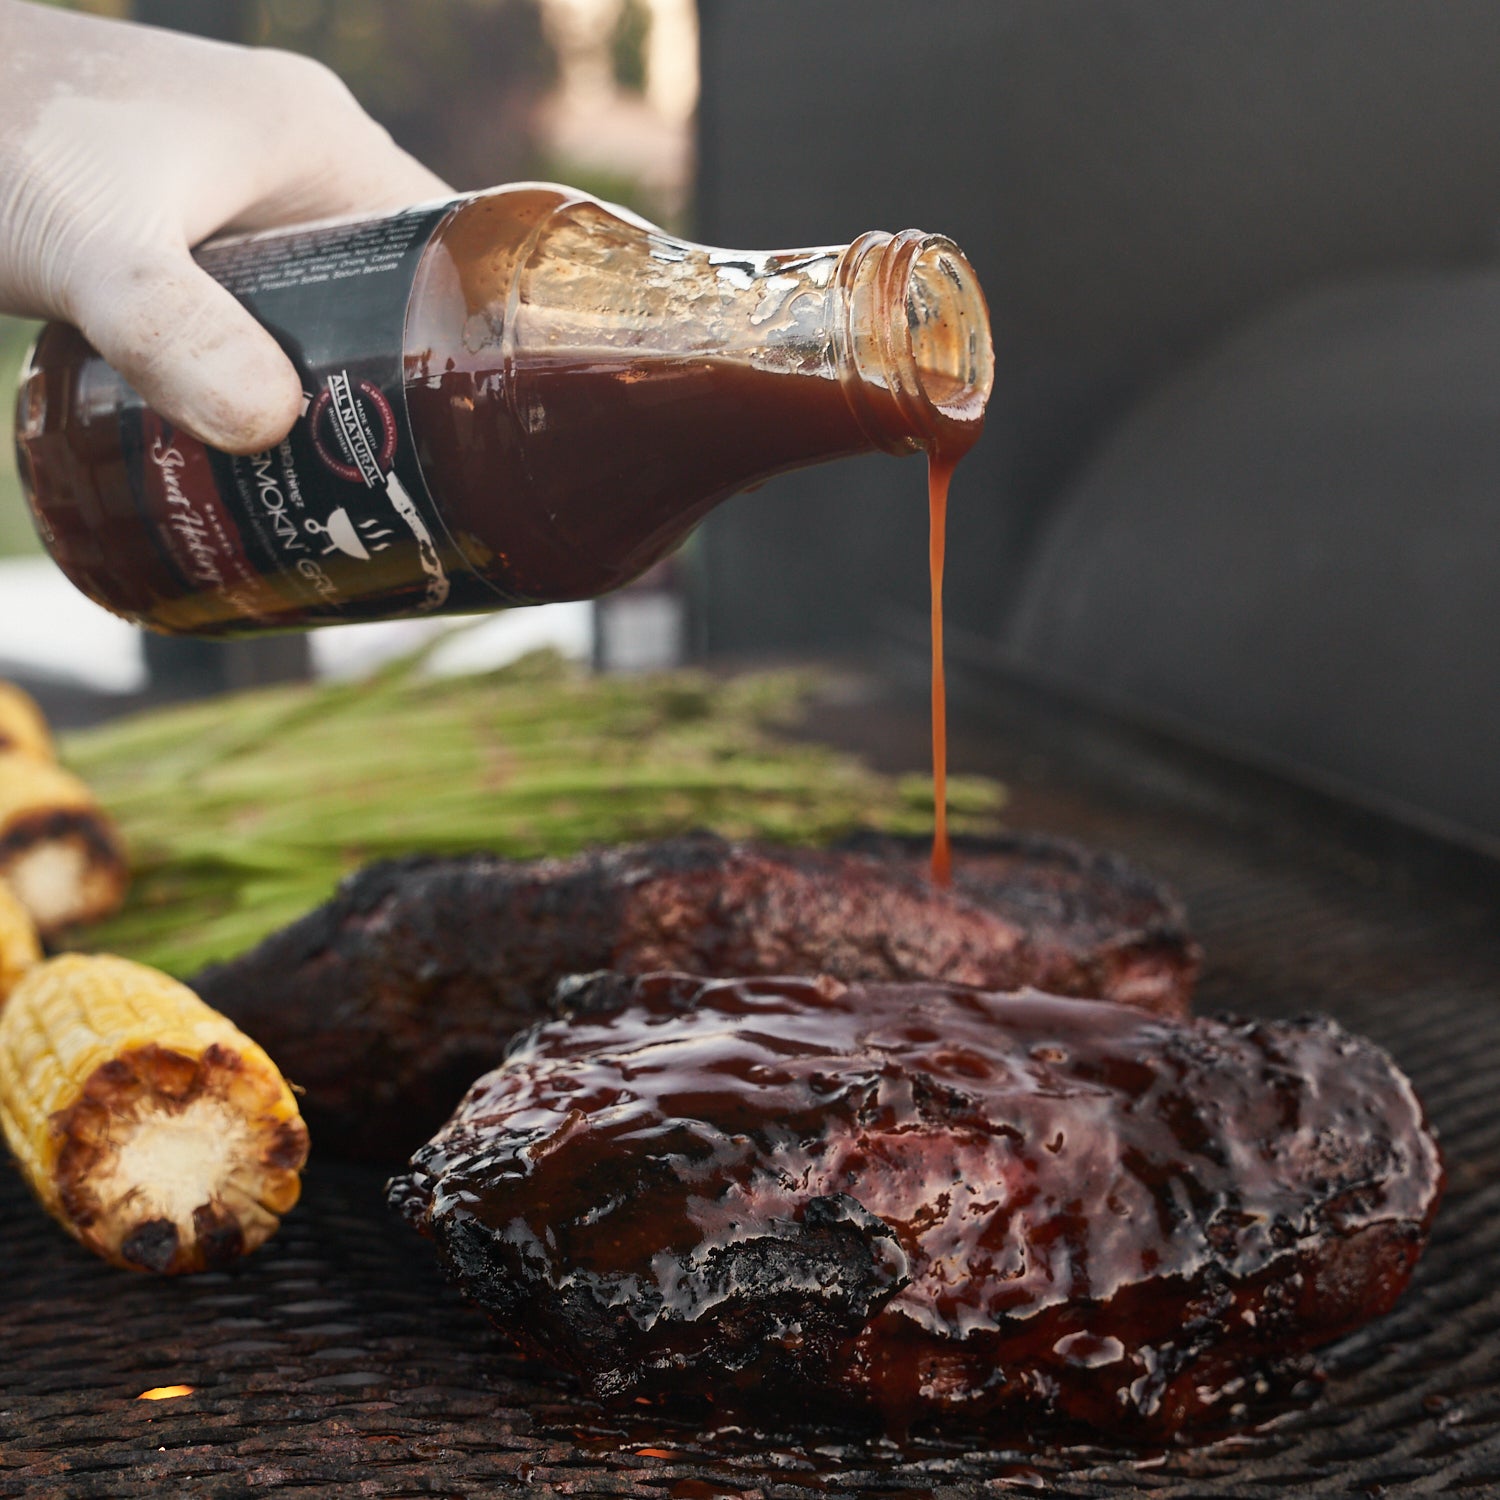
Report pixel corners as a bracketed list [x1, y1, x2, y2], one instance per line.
[0, 683, 53, 762]
[0, 954, 309, 1274]
[0, 879, 42, 1003]
[0, 750, 127, 939]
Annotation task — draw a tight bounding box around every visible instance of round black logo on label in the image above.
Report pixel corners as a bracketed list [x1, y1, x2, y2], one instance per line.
[309, 380, 398, 484]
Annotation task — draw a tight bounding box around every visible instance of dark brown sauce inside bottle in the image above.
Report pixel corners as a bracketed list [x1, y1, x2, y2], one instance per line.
[14, 327, 178, 627]
[400, 354, 872, 605]
[16, 337, 878, 632]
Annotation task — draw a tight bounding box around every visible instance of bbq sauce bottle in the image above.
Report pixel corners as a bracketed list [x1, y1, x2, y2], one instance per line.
[13, 183, 992, 636]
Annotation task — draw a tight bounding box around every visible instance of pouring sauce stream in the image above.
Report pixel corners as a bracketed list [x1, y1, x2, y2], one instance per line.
[929, 450, 955, 886]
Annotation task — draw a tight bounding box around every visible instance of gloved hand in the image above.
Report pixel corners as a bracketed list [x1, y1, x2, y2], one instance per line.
[0, 1, 450, 454]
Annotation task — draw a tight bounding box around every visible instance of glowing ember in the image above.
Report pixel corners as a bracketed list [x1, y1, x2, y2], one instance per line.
[137, 1385, 195, 1401]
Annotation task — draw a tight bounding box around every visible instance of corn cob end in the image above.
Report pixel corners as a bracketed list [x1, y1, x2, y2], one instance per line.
[0, 955, 309, 1273]
[0, 751, 127, 938]
[53, 1040, 308, 1272]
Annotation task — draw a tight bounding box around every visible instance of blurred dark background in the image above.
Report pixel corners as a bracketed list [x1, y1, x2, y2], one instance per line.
[691, 0, 1500, 844]
[131, 1, 554, 195]
[5, 0, 1500, 845]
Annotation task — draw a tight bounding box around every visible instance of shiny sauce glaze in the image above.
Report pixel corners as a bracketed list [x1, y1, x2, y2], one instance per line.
[391, 975, 1442, 1438]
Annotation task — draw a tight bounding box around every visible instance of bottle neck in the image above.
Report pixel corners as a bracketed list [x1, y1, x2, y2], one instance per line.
[430, 188, 993, 465]
[834, 230, 993, 458]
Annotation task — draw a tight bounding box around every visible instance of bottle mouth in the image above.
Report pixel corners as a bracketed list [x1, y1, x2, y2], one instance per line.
[902, 236, 993, 426]
[837, 230, 994, 454]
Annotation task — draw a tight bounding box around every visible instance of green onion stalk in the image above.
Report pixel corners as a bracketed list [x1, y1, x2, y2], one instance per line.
[59, 648, 1006, 977]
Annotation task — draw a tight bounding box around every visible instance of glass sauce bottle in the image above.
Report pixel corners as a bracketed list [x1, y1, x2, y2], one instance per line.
[13, 183, 992, 636]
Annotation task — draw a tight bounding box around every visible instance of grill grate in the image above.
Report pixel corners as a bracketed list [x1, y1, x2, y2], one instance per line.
[2, 671, 1498, 1497]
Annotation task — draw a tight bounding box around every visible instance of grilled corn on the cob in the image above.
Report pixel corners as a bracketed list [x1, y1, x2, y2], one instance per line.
[0, 750, 127, 938]
[0, 879, 42, 1002]
[0, 682, 54, 762]
[0, 954, 309, 1273]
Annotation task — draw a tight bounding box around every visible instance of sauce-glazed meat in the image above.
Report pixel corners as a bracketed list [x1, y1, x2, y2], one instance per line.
[194, 832, 1198, 1160]
[389, 974, 1442, 1439]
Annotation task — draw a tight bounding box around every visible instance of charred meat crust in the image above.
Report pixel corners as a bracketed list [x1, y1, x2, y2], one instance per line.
[389, 975, 1443, 1438]
[839, 830, 1200, 1013]
[193, 832, 1200, 1161]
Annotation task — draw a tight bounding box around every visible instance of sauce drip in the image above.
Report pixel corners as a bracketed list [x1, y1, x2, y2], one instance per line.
[928, 451, 955, 886]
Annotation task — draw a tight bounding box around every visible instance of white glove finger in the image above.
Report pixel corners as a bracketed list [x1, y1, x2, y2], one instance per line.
[219, 51, 452, 233]
[69, 247, 303, 456]
[251, 138, 452, 226]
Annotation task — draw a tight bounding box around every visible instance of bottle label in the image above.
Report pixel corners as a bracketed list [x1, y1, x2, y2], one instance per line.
[122, 197, 518, 627]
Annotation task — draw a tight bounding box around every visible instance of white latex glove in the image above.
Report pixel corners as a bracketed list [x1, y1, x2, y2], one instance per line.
[0, 1, 450, 454]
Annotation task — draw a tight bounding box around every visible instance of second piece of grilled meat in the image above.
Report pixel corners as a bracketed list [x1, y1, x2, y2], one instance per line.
[193, 831, 1199, 1159]
[390, 973, 1442, 1439]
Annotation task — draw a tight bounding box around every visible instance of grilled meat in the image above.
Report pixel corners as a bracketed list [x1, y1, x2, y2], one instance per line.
[841, 830, 1196, 1012]
[390, 973, 1442, 1439]
[193, 832, 1199, 1160]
